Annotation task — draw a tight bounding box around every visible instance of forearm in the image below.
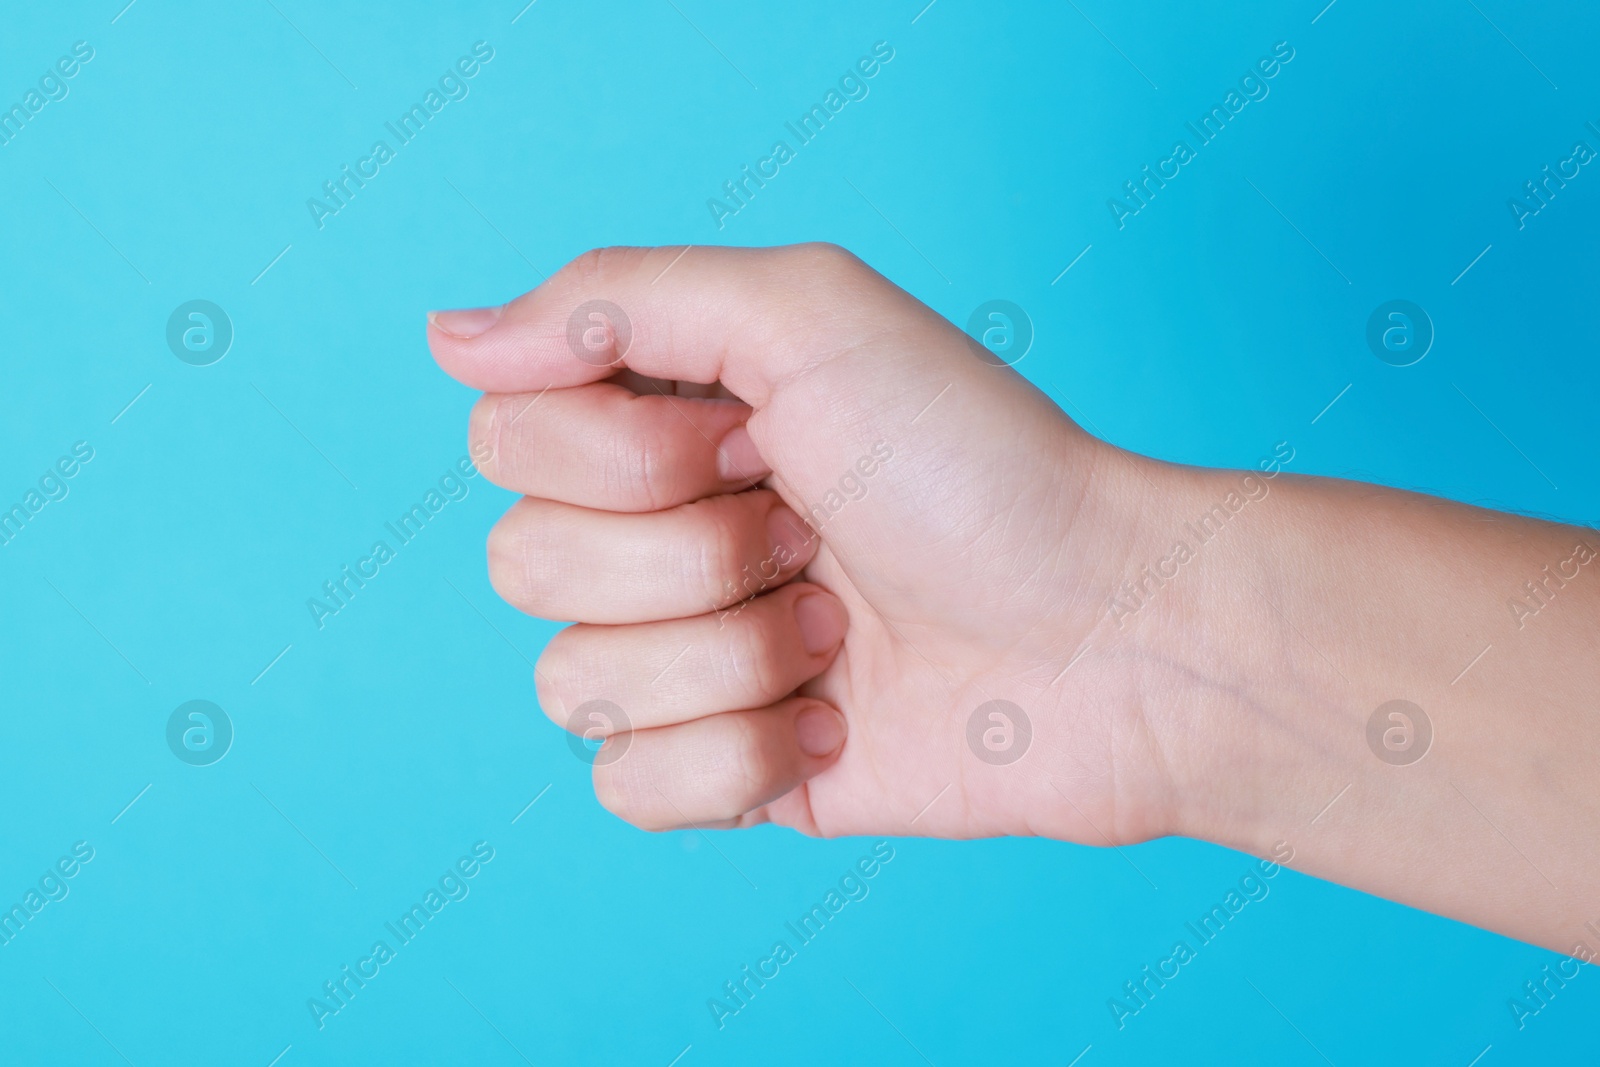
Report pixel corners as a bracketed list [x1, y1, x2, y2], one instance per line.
[1153, 462, 1600, 954]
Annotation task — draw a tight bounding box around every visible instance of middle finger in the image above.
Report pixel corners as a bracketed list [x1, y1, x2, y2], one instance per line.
[488, 488, 818, 623]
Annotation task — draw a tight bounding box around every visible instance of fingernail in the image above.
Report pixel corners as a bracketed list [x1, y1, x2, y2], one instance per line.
[716, 423, 763, 482]
[794, 594, 847, 655]
[428, 305, 503, 339]
[795, 705, 846, 758]
[766, 506, 815, 569]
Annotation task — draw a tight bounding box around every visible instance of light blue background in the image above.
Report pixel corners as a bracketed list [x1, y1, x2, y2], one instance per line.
[2, 1, 1596, 1063]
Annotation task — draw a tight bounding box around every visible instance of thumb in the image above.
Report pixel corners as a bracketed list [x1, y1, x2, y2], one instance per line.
[426, 242, 964, 411]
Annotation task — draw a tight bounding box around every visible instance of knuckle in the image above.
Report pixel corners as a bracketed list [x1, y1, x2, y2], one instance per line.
[565, 246, 608, 285]
[533, 631, 578, 725]
[468, 395, 510, 482]
[563, 245, 644, 289]
[635, 415, 690, 510]
[591, 761, 632, 820]
[723, 715, 778, 801]
[788, 241, 860, 274]
[602, 414, 676, 511]
[597, 433, 642, 509]
[692, 500, 755, 607]
[786, 243, 878, 304]
[718, 613, 785, 704]
[593, 759, 666, 831]
[766, 245, 883, 360]
[487, 506, 551, 611]
[630, 426, 668, 511]
[485, 518, 517, 601]
[540, 627, 622, 724]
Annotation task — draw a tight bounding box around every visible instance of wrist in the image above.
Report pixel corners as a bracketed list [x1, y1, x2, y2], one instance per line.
[1012, 436, 1276, 847]
[1036, 432, 1600, 952]
[1142, 468, 1600, 951]
[1095, 448, 1325, 851]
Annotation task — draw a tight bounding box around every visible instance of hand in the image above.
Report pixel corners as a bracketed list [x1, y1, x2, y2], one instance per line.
[430, 244, 1600, 955]
[427, 244, 1199, 843]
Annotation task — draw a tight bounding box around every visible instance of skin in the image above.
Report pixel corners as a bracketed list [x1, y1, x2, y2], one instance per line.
[428, 243, 1600, 957]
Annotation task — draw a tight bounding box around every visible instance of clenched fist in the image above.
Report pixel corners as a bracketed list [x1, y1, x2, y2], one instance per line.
[429, 244, 1600, 957]
[427, 244, 1180, 844]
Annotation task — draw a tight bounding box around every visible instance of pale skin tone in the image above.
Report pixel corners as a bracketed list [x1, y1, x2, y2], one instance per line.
[428, 244, 1600, 957]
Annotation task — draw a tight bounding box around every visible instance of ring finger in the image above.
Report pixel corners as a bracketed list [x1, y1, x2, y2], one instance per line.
[535, 582, 848, 729]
